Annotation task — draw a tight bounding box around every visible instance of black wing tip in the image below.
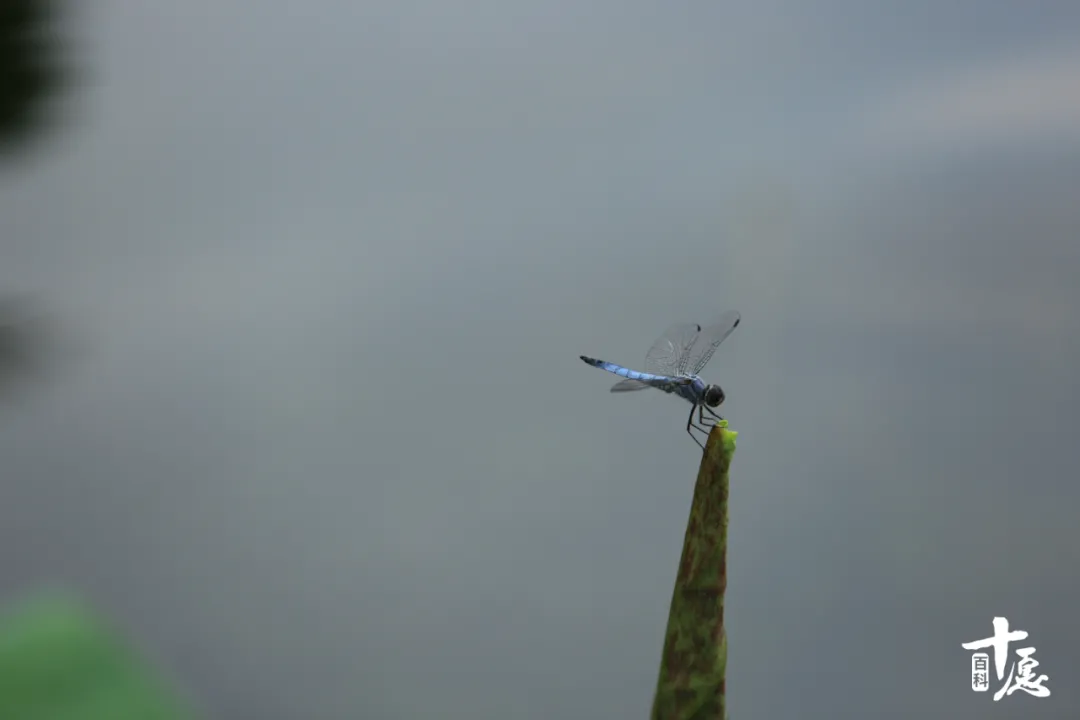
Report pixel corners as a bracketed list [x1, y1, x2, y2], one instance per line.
[733, 316, 740, 327]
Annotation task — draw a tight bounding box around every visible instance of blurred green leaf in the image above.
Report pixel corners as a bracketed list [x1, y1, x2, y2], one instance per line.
[0, 596, 196, 720]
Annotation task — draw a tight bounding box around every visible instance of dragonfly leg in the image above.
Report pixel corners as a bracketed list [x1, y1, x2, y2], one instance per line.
[685, 404, 710, 451]
[688, 405, 727, 450]
[701, 405, 725, 423]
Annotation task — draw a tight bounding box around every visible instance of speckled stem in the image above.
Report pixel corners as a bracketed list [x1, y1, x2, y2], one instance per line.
[650, 421, 736, 720]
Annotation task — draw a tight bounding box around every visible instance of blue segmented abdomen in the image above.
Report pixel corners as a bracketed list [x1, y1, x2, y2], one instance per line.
[579, 355, 679, 386]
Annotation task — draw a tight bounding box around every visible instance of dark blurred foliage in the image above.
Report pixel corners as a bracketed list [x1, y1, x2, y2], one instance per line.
[0, 0, 65, 157]
[0, 297, 47, 395]
[1, 1, 68, 391]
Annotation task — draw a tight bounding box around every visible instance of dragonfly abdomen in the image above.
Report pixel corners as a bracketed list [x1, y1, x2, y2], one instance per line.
[580, 356, 696, 397]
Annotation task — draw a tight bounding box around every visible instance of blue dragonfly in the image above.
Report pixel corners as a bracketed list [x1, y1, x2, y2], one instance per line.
[580, 310, 741, 450]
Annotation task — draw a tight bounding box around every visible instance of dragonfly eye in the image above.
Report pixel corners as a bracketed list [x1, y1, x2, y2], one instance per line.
[705, 386, 725, 407]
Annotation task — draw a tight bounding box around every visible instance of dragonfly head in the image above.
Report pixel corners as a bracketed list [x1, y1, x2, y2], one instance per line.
[703, 384, 725, 408]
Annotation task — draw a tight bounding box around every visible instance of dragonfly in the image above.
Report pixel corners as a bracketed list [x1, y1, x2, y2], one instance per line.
[579, 310, 741, 450]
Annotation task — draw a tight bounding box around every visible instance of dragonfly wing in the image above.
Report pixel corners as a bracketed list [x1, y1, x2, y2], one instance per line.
[609, 378, 650, 393]
[683, 310, 741, 375]
[644, 323, 702, 376]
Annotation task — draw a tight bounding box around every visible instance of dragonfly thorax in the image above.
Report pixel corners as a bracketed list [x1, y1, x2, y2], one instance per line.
[703, 384, 725, 408]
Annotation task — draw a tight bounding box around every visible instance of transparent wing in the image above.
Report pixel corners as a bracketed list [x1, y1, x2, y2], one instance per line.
[609, 378, 649, 392]
[644, 323, 702, 376]
[682, 310, 741, 375]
